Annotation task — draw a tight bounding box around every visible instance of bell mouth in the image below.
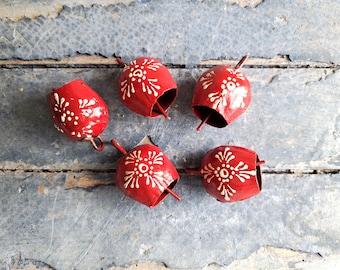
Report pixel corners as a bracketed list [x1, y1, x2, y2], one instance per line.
[150, 179, 178, 208]
[151, 88, 177, 117]
[192, 105, 227, 128]
[256, 156, 263, 190]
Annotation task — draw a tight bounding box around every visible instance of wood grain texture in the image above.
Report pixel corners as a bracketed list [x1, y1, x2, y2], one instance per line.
[1, 1, 339, 64]
[0, 0, 265, 20]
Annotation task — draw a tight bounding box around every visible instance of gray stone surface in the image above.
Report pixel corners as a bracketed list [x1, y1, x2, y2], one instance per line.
[0, 68, 339, 172]
[0, 172, 339, 269]
[1, 0, 339, 64]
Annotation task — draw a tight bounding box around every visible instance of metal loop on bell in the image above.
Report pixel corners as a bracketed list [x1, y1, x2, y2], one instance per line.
[88, 136, 105, 151]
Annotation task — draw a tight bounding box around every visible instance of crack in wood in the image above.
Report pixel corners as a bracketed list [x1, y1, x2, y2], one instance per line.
[0, 168, 339, 175]
[0, 55, 339, 69]
[304, 68, 340, 85]
[64, 173, 114, 189]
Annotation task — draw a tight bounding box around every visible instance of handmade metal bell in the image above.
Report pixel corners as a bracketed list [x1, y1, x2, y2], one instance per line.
[116, 56, 177, 119]
[199, 146, 265, 202]
[192, 56, 251, 131]
[47, 79, 109, 151]
[112, 136, 181, 208]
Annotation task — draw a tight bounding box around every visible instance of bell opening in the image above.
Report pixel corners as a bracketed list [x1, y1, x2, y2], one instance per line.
[192, 105, 227, 128]
[256, 156, 263, 190]
[151, 179, 178, 207]
[151, 88, 177, 117]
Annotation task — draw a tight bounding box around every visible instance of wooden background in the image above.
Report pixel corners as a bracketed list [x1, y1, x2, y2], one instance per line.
[0, 0, 339, 269]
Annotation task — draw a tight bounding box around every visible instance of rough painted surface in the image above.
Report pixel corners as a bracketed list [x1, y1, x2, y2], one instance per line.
[1, 0, 339, 64]
[0, 173, 339, 269]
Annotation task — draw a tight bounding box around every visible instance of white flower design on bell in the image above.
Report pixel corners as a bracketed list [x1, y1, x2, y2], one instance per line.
[53, 93, 81, 126]
[208, 72, 248, 110]
[123, 150, 165, 190]
[52, 93, 99, 138]
[120, 58, 162, 100]
[199, 70, 215, 90]
[201, 147, 256, 201]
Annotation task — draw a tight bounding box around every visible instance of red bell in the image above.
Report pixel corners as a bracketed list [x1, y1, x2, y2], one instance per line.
[116, 56, 177, 119]
[47, 79, 109, 151]
[199, 146, 265, 202]
[192, 56, 251, 131]
[112, 136, 181, 207]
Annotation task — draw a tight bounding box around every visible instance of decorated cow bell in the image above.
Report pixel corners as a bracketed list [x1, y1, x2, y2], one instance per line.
[47, 79, 109, 151]
[192, 56, 251, 131]
[198, 146, 265, 202]
[116, 56, 177, 119]
[112, 136, 181, 207]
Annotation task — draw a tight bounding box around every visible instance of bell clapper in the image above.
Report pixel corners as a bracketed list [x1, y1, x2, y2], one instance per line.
[155, 101, 170, 119]
[196, 111, 213, 132]
[165, 187, 181, 201]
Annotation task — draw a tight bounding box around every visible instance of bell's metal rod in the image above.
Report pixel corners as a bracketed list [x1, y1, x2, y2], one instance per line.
[234, 54, 249, 70]
[111, 139, 127, 155]
[166, 187, 181, 201]
[184, 168, 201, 175]
[196, 111, 213, 132]
[113, 54, 127, 67]
[256, 160, 266, 166]
[155, 101, 170, 119]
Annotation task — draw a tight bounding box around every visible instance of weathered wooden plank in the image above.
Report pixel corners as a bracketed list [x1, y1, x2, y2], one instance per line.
[0, 1, 266, 21]
[0, 1, 339, 64]
[0, 172, 339, 269]
[0, 2, 338, 270]
[0, 0, 133, 20]
[0, 67, 339, 171]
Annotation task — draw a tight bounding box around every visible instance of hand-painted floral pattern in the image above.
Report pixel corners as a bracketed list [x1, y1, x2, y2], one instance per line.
[201, 68, 248, 110]
[123, 150, 165, 190]
[201, 147, 256, 201]
[199, 70, 215, 90]
[79, 98, 96, 108]
[120, 59, 162, 100]
[53, 93, 95, 138]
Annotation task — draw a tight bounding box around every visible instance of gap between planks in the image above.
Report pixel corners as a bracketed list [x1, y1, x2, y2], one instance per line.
[0, 168, 339, 175]
[0, 55, 338, 69]
[0, 169, 340, 189]
[1, 168, 339, 190]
